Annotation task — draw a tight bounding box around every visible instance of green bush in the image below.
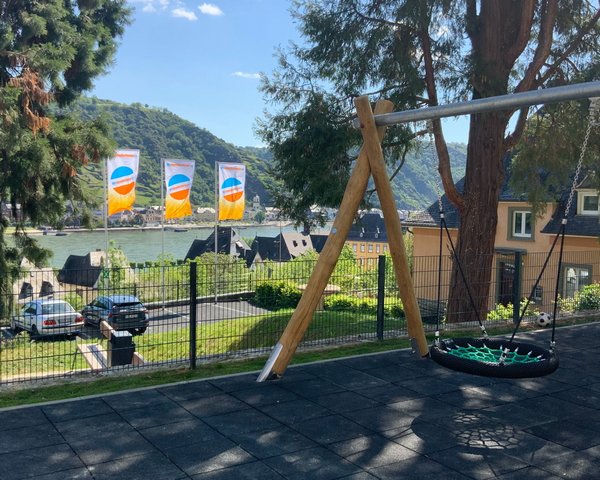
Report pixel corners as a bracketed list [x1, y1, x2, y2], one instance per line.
[324, 294, 404, 317]
[252, 281, 301, 310]
[576, 283, 600, 311]
[63, 292, 84, 311]
[487, 299, 540, 322]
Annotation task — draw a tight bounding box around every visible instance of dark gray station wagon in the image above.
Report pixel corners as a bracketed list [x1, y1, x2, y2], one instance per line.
[82, 295, 149, 334]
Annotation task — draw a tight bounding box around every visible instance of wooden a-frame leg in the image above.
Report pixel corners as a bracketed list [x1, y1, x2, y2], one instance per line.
[257, 99, 395, 381]
[354, 96, 428, 357]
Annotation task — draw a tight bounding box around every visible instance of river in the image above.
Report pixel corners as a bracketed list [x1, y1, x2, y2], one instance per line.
[34, 224, 329, 268]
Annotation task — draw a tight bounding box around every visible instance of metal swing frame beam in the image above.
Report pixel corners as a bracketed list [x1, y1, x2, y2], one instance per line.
[258, 81, 600, 383]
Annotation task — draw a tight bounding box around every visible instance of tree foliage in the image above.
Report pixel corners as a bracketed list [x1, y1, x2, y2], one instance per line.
[0, 0, 131, 314]
[258, 0, 599, 322]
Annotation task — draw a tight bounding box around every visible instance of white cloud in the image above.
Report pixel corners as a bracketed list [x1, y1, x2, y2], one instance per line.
[172, 7, 198, 21]
[142, 3, 156, 13]
[233, 71, 260, 80]
[198, 3, 224, 16]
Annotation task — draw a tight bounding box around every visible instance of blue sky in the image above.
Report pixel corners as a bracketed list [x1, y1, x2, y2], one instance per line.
[92, 0, 469, 148]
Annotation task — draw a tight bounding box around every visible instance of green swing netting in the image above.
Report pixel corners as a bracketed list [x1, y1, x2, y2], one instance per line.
[446, 343, 543, 364]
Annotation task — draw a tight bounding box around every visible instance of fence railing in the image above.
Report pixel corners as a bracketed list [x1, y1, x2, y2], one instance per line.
[1, 250, 599, 385]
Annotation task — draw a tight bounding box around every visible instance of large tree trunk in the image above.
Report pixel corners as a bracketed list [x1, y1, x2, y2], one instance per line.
[445, 1, 533, 323]
[446, 111, 508, 323]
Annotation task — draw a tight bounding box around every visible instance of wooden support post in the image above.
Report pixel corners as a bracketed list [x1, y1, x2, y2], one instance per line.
[258, 100, 395, 381]
[354, 96, 429, 357]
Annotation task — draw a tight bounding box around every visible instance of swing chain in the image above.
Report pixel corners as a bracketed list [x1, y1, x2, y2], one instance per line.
[564, 97, 599, 219]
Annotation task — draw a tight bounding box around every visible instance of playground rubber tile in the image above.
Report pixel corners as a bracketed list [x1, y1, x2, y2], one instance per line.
[468, 382, 541, 402]
[436, 371, 499, 388]
[503, 376, 573, 395]
[333, 473, 379, 479]
[258, 398, 330, 425]
[433, 388, 505, 410]
[353, 383, 424, 404]
[263, 446, 360, 480]
[547, 367, 598, 386]
[191, 461, 285, 479]
[538, 451, 600, 479]
[68, 429, 158, 465]
[274, 366, 316, 383]
[101, 389, 171, 411]
[278, 377, 347, 398]
[367, 457, 470, 480]
[118, 401, 195, 429]
[395, 376, 461, 395]
[158, 380, 223, 402]
[313, 390, 382, 413]
[230, 384, 300, 406]
[42, 398, 113, 422]
[494, 466, 564, 479]
[208, 373, 259, 393]
[427, 446, 529, 480]
[31, 467, 94, 479]
[86, 452, 186, 480]
[319, 370, 390, 391]
[224, 425, 316, 459]
[342, 405, 415, 432]
[338, 353, 399, 371]
[383, 420, 462, 454]
[480, 402, 556, 429]
[0, 422, 65, 454]
[162, 438, 255, 475]
[292, 414, 373, 444]
[362, 364, 423, 382]
[525, 419, 600, 450]
[202, 408, 283, 436]
[499, 431, 575, 466]
[518, 395, 597, 420]
[0, 443, 83, 480]
[53, 412, 135, 441]
[0, 406, 49, 431]
[179, 393, 251, 418]
[388, 396, 463, 420]
[139, 418, 227, 451]
[552, 385, 600, 409]
[327, 434, 419, 468]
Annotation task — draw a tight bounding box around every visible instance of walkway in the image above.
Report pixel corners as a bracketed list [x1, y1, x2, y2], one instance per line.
[1, 323, 599, 479]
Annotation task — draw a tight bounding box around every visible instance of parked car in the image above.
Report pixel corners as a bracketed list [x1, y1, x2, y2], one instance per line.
[81, 295, 149, 334]
[11, 299, 83, 337]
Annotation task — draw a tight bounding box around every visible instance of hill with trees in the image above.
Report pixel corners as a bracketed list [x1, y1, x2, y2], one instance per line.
[71, 97, 465, 211]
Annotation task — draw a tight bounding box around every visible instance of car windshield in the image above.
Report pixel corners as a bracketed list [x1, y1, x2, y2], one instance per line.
[113, 302, 143, 310]
[41, 302, 74, 315]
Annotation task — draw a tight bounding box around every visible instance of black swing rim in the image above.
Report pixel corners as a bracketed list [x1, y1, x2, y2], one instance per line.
[430, 337, 559, 378]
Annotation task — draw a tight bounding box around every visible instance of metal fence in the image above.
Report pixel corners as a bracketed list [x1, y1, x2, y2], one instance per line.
[1, 249, 599, 385]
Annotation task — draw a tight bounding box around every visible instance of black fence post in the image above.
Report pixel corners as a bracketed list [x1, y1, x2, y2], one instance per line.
[189, 261, 198, 369]
[376, 255, 386, 341]
[512, 251, 522, 325]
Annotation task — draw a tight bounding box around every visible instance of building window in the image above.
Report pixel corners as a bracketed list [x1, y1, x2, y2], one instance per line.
[510, 209, 533, 239]
[368, 244, 373, 253]
[360, 244, 365, 253]
[562, 265, 591, 298]
[578, 191, 599, 216]
[352, 244, 357, 252]
[376, 244, 380, 253]
[383, 245, 388, 252]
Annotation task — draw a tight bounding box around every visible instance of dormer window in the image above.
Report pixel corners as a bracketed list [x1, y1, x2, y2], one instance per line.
[578, 191, 599, 216]
[510, 209, 532, 239]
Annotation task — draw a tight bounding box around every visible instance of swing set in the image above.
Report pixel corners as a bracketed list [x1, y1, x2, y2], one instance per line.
[258, 81, 600, 382]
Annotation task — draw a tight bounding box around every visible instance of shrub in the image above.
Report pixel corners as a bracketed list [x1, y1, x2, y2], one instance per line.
[324, 294, 404, 317]
[487, 299, 540, 322]
[576, 283, 600, 311]
[252, 281, 301, 310]
[63, 292, 84, 311]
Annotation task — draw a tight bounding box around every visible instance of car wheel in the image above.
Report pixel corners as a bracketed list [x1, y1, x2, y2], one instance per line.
[30, 324, 39, 339]
[136, 326, 147, 335]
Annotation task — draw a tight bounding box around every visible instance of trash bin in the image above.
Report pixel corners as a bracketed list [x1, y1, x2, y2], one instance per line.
[107, 331, 135, 367]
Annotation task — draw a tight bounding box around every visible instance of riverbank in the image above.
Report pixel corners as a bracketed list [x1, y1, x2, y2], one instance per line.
[25, 220, 294, 236]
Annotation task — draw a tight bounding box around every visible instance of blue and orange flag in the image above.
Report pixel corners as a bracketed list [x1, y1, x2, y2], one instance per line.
[218, 162, 246, 221]
[164, 159, 195, 220]
[107, 149, 140, 215]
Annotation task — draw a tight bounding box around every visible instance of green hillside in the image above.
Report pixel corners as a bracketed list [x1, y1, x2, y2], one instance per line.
[71, 98, 465, 211]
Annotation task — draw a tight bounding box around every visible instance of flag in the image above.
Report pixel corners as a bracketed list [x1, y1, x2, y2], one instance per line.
[218, 162, 246, 221]
[107, 149, 140, 216]
[164, 159, 195, 219]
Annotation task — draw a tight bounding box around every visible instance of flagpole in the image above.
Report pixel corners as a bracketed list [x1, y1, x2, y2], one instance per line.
[214, 162, 219, 305]
[161, 159, 166, 309]
[103, 157, 110, 290]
